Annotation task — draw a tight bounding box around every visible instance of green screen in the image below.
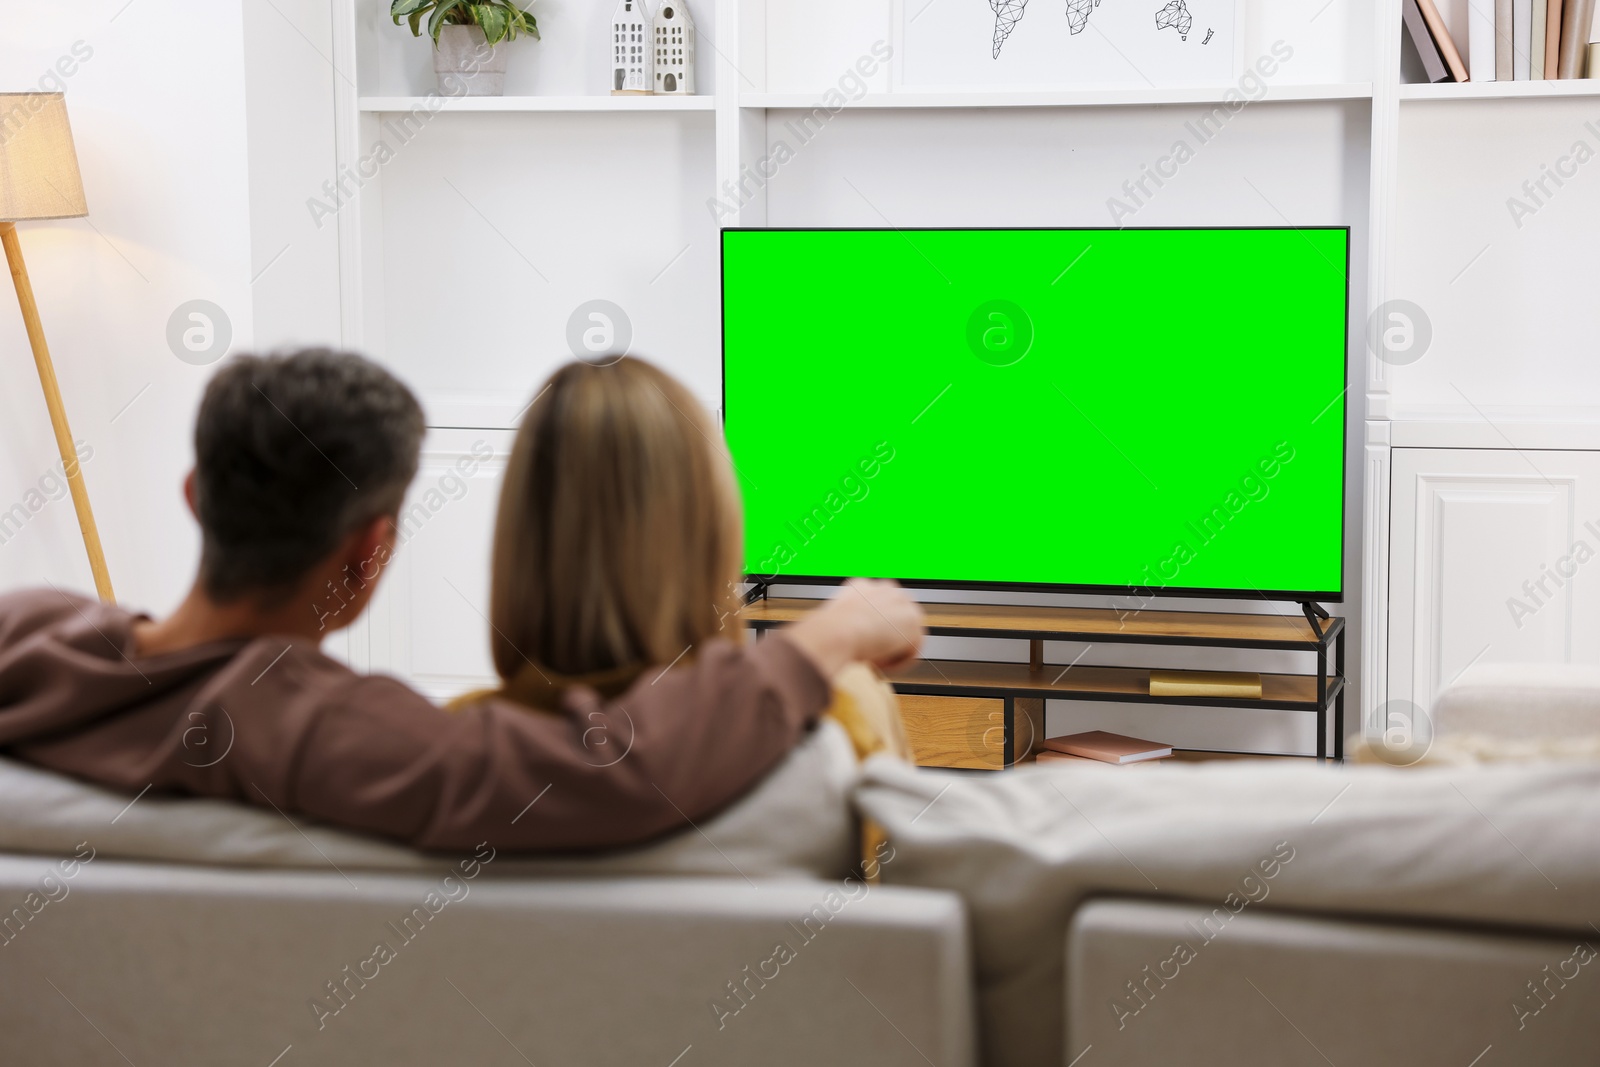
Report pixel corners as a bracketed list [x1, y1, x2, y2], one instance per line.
[723, 228, 1347, 598]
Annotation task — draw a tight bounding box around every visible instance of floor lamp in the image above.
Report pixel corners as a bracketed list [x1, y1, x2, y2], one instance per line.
[0, 92, 113, 601]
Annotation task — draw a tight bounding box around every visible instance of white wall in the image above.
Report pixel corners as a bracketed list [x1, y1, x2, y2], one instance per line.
[242, 0, 344, 354]
[0, 1, 256, 613]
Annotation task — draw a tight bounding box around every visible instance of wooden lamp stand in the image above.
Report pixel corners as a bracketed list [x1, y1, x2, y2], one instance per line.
[2, 223, 114, 600]
[0, 92, 114, 600]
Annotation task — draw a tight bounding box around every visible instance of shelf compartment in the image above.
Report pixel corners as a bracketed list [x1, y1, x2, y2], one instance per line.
[1399, 79, 1600, 101]
[889, 658, 1342, 711]
[740, 84, 1373, 110]
[358, 95, 717, 113]
[743, 597, 1341, 650]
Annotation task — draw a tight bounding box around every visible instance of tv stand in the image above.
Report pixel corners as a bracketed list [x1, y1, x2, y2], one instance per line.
[1299, 599, 1330, 638]
[743, 597, 1346, 764]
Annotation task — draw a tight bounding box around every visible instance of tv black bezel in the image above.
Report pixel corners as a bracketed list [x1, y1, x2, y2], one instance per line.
[720, 225, 1352, 605]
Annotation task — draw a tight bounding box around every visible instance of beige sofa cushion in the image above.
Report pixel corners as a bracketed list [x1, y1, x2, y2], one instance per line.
[0, 719, 860, 879]
[1434, 662, 1600, 738]
[1066, 899, 1600, 1066]
[1351, 663, 1600, 765]
[855, 756, 1600, 1067]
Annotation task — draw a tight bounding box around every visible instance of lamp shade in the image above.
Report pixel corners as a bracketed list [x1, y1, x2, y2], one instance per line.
[0, 93, 87, 221]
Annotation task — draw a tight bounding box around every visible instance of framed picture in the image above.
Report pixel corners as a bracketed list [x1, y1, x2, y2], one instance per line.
[893, 0, 1242, 91]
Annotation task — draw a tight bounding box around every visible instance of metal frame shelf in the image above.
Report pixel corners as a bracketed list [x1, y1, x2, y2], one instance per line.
[744, 597, 1348, 764]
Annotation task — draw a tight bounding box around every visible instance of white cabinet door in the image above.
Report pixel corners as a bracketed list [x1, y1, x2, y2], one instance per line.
[1389, 448, 1600, 717]
[363, 428, 516, 700]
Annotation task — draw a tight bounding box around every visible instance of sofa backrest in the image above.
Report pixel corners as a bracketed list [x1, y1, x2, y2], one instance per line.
[0, 720, 862, 880]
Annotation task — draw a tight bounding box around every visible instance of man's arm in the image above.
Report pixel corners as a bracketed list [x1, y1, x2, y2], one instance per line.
[0, 588, 100, 654]
[284, 633, 831, 853]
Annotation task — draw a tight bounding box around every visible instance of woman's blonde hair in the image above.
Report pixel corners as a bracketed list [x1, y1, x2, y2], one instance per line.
[489, 357, 745, 679]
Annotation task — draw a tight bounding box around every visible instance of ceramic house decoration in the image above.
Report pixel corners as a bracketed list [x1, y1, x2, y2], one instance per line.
[653, 1, 695, 95]
[611, 0, 653, 94]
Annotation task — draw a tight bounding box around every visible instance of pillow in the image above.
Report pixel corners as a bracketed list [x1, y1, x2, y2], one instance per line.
[1350, 662, 1600, 766]
[855, 755, 1600, 1067]
[1352, 732, 1600, 766]
[1433, 662, 1600, 739]
[0, 719, 861, 880]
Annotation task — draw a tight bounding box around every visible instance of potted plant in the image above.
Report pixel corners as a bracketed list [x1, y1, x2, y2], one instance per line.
[390, 0, 539, 97]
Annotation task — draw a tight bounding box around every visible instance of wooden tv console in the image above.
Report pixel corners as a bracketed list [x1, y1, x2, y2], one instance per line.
[742, 596, 1347, 765]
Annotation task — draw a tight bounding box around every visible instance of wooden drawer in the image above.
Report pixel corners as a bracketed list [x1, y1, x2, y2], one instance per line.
[899, 694, 1007, 770]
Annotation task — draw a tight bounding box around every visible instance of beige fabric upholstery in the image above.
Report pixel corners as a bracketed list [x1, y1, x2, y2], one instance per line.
[0, 720, 860, 880]
[0, 855, 976, 1067]
[1066, 899, 1599, 1066]
[855, 756, 1600, 1067]
[1434, 662, 1600, 738]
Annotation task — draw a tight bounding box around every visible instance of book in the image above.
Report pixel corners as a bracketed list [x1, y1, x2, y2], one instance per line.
[1037, 750, 1165, 769]
[1497, 0, 1516, 79]
[1471, 0, 1499, 79]
[1533, 0, 1548, 76]
[1590, 4, 1600, 74]
[1040, 730, 1173, 764]
[1405, 0, 1451, 81]
[1547, 0, 1567, 78]
[1516, 0, 1534, 78]
[1148, 669, 1264, 699]
[1559, 0, 1596, 76]
[1417, 0, 1472, 80]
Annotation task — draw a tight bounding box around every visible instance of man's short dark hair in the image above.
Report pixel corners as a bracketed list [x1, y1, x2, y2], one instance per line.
[194, 349, 424, 601]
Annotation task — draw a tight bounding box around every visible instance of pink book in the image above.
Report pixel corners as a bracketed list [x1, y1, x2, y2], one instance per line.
[1040, 730, 1173, 764]
[1037, 751, 1166, 769]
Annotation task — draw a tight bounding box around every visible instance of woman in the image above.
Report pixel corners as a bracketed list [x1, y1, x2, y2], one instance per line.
[464, 355, 923, 841]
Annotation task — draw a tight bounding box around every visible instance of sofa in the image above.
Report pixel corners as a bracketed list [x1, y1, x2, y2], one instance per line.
[855, 662, 1600, 1066]
[1061, 664, 1600, 1066]
[0, 722, 976, 1067]
[3, 667, 1597, 1067]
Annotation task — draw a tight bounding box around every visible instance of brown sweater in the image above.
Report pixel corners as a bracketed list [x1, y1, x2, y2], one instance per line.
[0, 588, 828, 854]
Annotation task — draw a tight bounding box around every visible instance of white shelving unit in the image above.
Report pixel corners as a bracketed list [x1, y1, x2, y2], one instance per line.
[358, 95, 718, 112]
[739, 84, 1375, 109]
[1398, 78, 1600, 99]
[323, 0, 1600, 752]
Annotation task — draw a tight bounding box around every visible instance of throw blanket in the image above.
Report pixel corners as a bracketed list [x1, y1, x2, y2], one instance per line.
[825, 662, 913, 761]
[855, 756, 1600, 1067]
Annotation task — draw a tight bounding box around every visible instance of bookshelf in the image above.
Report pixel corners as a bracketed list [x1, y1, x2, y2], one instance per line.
[1397, 77, 1600, 99]
[325, 0, 1600, 758]
[357, 95, 719, 112]
[738, 84, 1376, 108]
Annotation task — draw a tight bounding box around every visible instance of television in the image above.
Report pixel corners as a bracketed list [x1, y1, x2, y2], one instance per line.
[722, 227, 1348, 602]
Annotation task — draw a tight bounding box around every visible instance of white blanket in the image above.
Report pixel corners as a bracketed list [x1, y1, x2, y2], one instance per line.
[855, 756, 1600, 1067]
[0, 720, 861, 880]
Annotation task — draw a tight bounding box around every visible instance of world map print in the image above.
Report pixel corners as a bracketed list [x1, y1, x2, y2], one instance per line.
[989, 0, 1198, 58]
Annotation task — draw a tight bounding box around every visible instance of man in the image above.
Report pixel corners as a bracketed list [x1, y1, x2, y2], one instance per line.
[0, 349, 921, 852]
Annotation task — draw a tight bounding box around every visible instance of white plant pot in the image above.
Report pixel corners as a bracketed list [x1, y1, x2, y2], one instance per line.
[434, 24, 507, 97]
